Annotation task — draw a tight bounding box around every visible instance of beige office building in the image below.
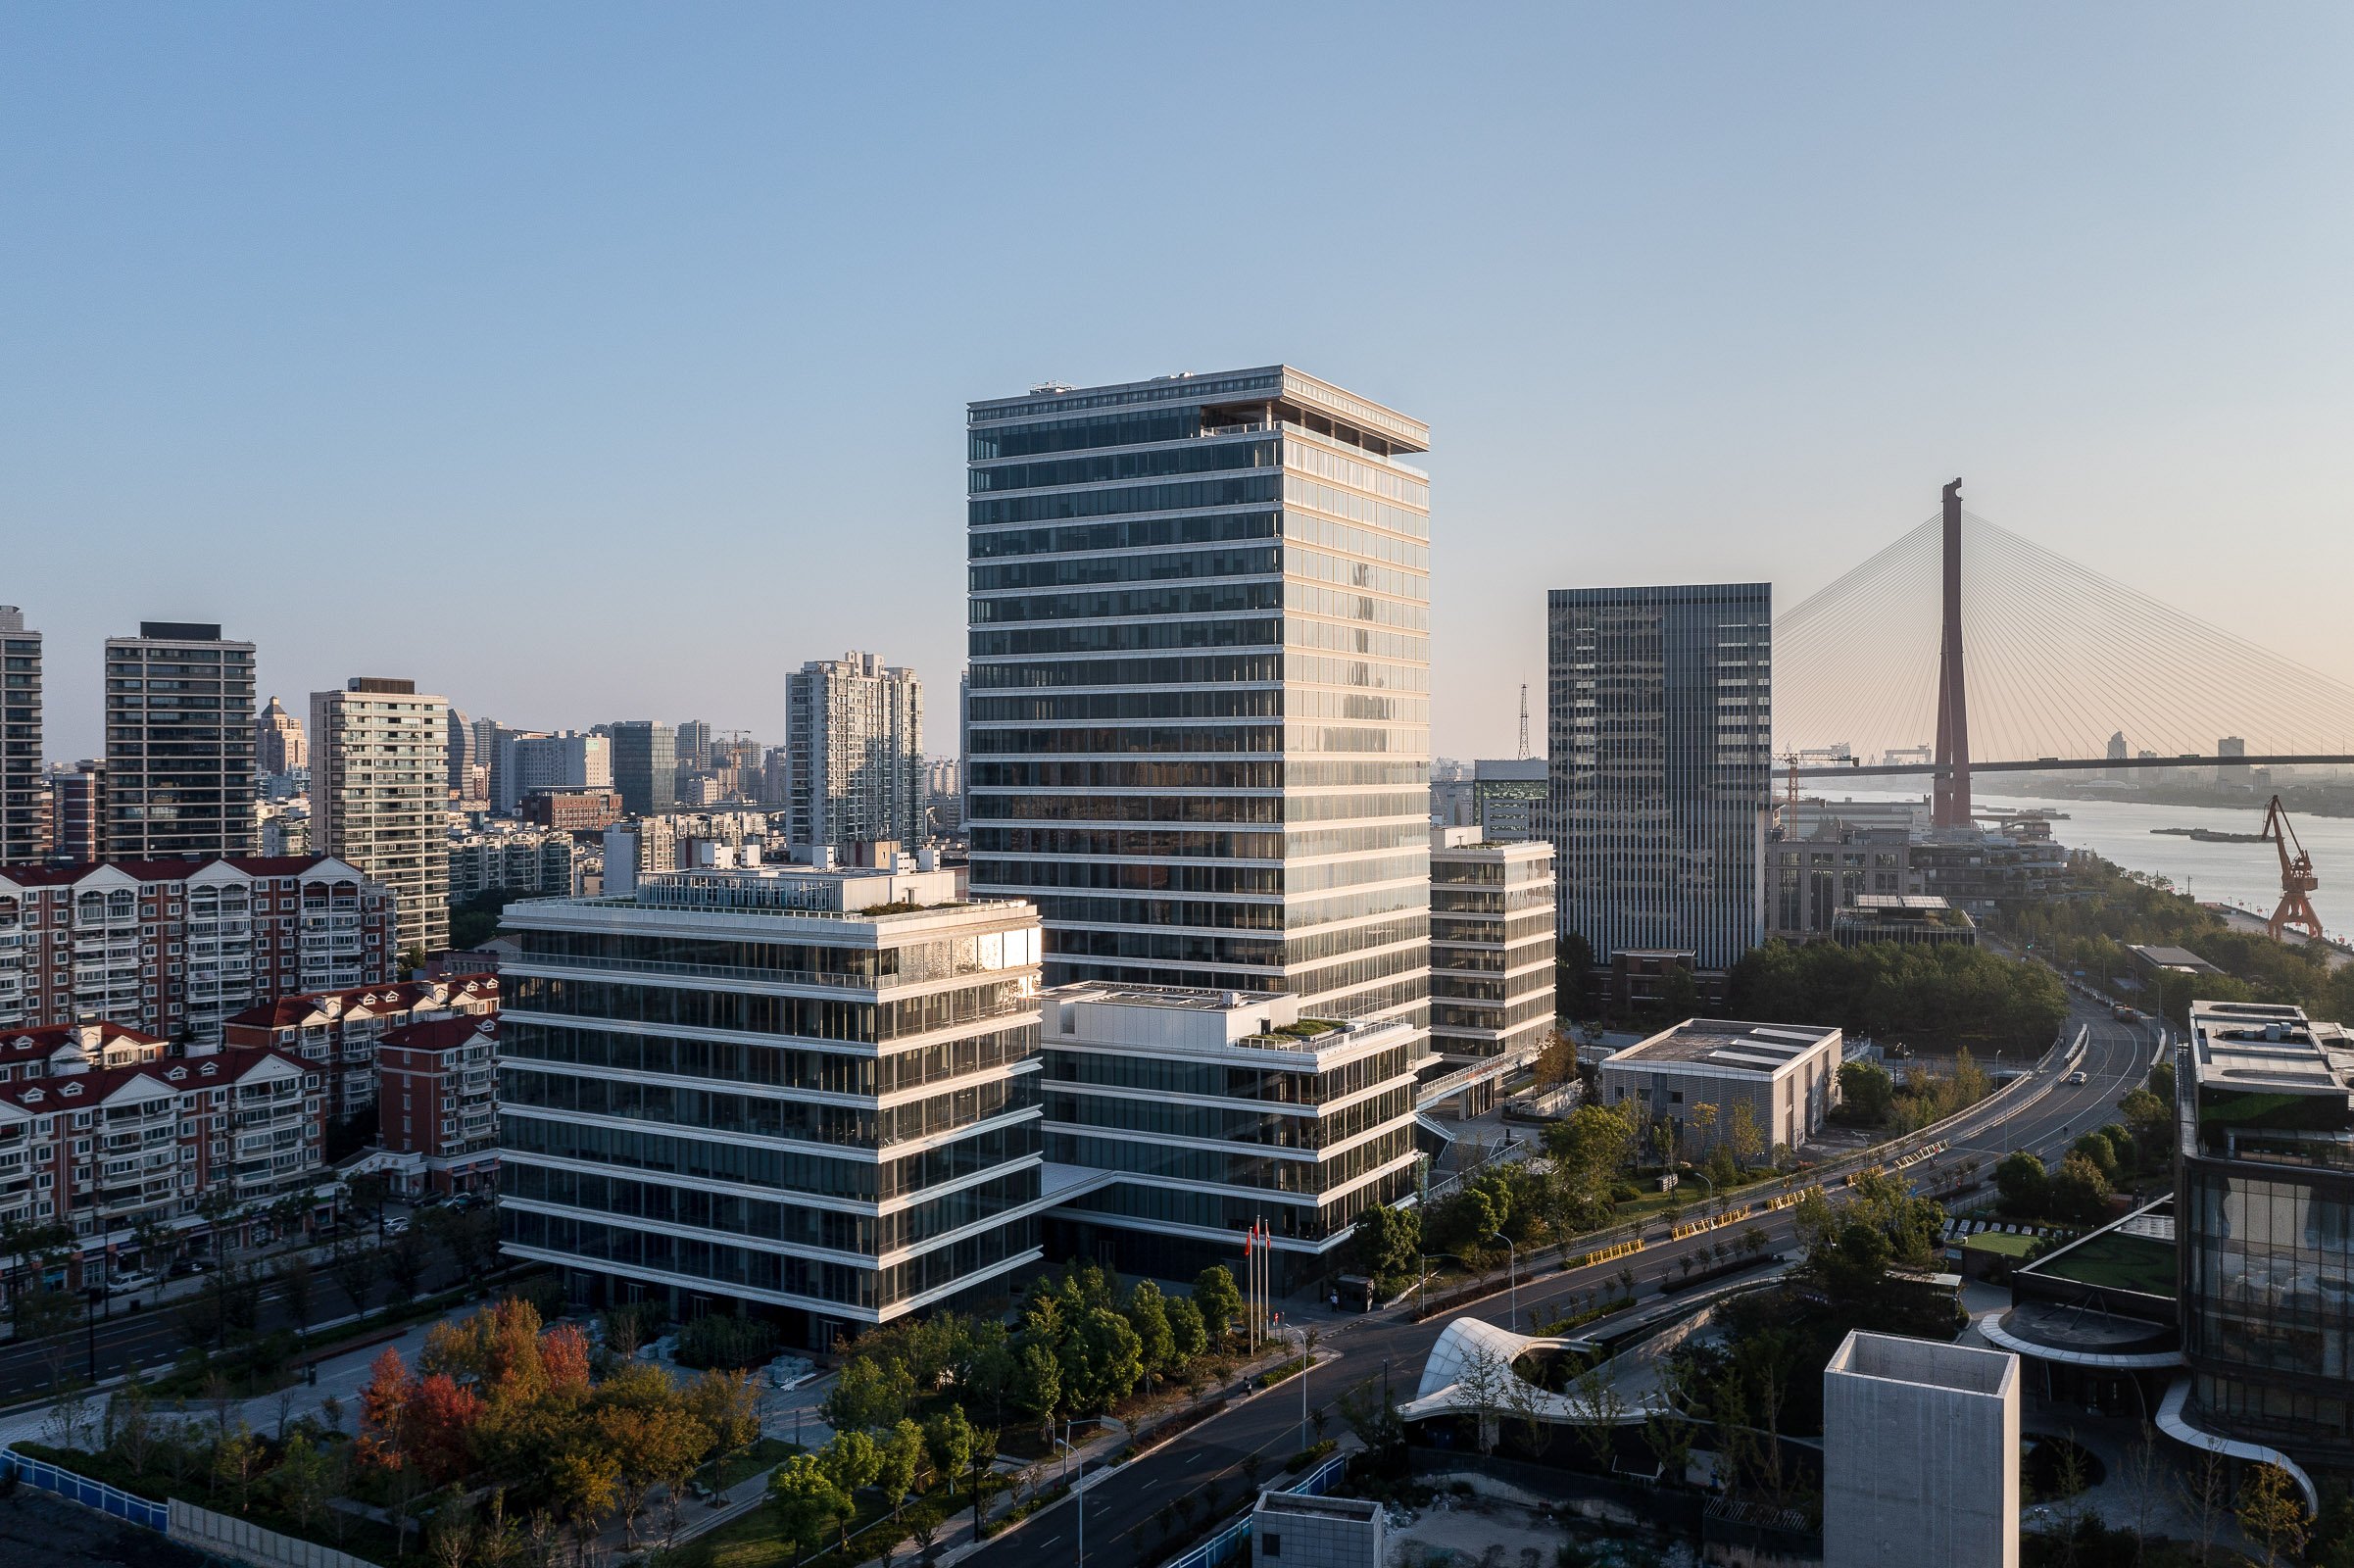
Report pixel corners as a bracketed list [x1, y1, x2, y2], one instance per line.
[1597, 1017, 1841, 1158]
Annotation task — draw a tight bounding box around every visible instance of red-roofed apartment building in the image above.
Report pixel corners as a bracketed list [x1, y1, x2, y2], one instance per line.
[0, 1023, 328, 1293]
[0, 856, 398, 1047]
[374, 1013, 500, 1197]
[224, 972, 499, 1128]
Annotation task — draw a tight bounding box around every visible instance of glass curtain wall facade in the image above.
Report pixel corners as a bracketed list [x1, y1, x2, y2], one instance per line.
[1428, 833, 1556, 1066]
[966, 367, 1433, 1041]
[104, 622, 259, 861]
[2179, 1000, 2354, 1464]
[0, 610, 40, 867]
[1547, 584, 1771, 971]
[494, 869, 1045, 1347]
[610, 721, 677, 818]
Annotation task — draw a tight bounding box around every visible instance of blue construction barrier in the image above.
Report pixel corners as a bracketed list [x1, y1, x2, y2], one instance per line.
[1, 1446, 172, 1532]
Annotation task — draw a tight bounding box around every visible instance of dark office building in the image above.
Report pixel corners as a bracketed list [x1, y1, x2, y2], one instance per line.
[104, 621, 258, 860]
[0, 609, 39, 866]
[1547, 584, 1771, 972]
[610, 720, 677, 818]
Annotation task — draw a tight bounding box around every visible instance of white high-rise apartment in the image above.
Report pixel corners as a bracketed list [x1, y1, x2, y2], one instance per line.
[105, 621, 259, 860]
[784, 653, 924, 853]
[965, 367, 1432, 1048]
[312, 678, 450, 955]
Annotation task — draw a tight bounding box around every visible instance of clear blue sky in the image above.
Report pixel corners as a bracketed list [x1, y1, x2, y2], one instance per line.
[5, 5, 2349, 760]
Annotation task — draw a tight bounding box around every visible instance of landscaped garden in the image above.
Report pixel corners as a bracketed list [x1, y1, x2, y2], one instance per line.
[19, 1294, 766, 1565]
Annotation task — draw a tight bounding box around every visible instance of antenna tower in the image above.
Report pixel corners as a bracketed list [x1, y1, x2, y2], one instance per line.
[1517, 684, 1530, 760]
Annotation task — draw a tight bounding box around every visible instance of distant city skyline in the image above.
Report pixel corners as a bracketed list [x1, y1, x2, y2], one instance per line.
[8, 8, 2351, 763]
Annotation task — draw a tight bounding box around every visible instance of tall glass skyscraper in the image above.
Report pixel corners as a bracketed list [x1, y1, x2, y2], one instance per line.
[1548, 583, 1771, 971]
[104, 621, 258, 861]
[966, 367, 1432, 1040]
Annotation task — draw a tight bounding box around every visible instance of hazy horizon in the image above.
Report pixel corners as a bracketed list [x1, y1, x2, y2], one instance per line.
[8, 6, 2350, 762]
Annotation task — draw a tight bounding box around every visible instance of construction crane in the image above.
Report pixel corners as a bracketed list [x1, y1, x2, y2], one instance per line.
[2260, 794, 2325, 943]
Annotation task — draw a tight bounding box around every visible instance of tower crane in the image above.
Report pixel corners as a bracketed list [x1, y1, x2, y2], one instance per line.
[2260, 794, 2325, 943]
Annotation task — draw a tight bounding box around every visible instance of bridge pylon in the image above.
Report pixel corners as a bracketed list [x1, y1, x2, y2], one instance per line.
[1932, 478, 1974, 827]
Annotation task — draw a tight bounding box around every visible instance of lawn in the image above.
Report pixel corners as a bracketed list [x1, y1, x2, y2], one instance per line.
[1963, 1232, 2038, 1259]
[2028, 1233, 2177, 1297]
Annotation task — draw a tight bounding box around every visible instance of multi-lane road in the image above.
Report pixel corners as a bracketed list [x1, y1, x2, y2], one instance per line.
[985, 1000, 2158, 1568]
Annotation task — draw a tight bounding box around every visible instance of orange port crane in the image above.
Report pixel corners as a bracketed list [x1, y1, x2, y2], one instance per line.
[2260, 794, 2326, 943]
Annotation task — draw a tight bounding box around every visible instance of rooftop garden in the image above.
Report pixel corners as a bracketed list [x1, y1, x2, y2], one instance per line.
[2026, 1232, 2178, 1298]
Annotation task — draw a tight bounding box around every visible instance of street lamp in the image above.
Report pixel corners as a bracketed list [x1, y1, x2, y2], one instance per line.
[1415, 1251, 1476, 1316]
[1051, 1435, 1085, 1568]
[1490, 1233, 1519, 1332]
[1284, 1326, 1311, 1451]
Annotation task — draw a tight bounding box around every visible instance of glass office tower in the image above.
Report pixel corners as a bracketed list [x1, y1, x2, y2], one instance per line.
[104, 621, 259, 860]
[0, 610, 40, 867]
[966, 367, 1432, 1041]
[1548, 583, 1771, 972]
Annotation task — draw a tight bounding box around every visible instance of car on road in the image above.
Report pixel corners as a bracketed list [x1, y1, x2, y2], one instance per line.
[383, 1216, 412, 1238]
[2067, 1069, 2087, 1085]
[106, 1272, 157, 1297]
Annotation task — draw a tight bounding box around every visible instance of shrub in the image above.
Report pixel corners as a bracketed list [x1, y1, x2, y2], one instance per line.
[675, 1313, 778, 1370]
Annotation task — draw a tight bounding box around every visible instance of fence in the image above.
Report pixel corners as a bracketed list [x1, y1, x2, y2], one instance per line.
[0, 1445, 171, 1531]
[168, 1498, 383, 1568]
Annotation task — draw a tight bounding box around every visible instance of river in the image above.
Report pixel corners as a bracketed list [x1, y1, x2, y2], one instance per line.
[1830, 789, 2354, 936]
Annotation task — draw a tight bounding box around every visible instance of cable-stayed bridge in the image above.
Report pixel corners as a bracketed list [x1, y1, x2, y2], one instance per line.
[1775, 479, 2354, 823]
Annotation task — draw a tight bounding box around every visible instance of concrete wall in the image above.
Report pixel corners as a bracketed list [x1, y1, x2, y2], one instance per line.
[1250, 1493, 1383, 1568]
[1823, 1331, 2018, 1568]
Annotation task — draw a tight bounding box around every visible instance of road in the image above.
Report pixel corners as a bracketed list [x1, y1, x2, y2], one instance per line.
[0, 1243, 475, 1401]
[991, 1000, 2157, 1568]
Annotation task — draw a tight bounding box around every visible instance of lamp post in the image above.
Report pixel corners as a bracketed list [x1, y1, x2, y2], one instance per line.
[1052, 1435, 1084, 1568]
[1285, 1326, 1311, 1451]
[1491, 1233, 1518, 1332]
[1414, 1251, 1475, 1317]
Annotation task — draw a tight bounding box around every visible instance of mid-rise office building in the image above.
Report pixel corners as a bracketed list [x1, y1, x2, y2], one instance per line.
[1427, 828, 1555, 1078]
[785, 653, 925, 854]
[0, 856, 397, 1043]
[1766, 821, 1915, 941]
[104, 621, 259, 861]
[1548, 584, 1771, 973]
[446, 708, 479, 800]
[495, 731, 611, 816]
[2175, 1000, 2354, 1469]
[257, 695, 308, 777]
[1598, 1017, 1841, 1158]
[312, 679, 451, 956]
[610, 720, 676, 818]
[495, 858, 1046, 1345]
[520, 788, 624, 832]
[1039, 983, 1419, 1291]
[676, 718, 714, 772]
[50, 761, 104, 865]
[1, 609, 41, 867]
[966, 367, 1433, 1041]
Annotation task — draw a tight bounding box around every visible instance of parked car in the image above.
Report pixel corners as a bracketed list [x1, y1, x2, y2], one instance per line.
[107, 1272, 157, 1297]
[383, 1216, 412, 1238]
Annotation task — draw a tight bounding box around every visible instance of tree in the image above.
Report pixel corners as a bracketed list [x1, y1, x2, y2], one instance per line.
[1562, 1360, 1624, 1467]
[211, 1421, 264, 1512]
[327, 1237, 383, 1320]
[818, 1430, 882, 1548]
[2238, 1463, 2309, 1568]
[358, 1345, 416, 1470]
[1993, 1151, 2048, 1216]
[2120, 1087, 2173, 1153]
[1126, 1280, 1178, 1392]
[386, 1224, 431, 1304]
[878, 1418, 925, 1520]
[1192, 1265, 1242, 1345]
[1164, 1296, 1207, 1364]
[770, 1453, 851, 1556]
[825, 1354, 910, 1432]
[1816, 1221, 1894, 1303]
[1836, 1060, 1895, 1125]
[1725, 1100, 1765, 1169]
[548, 1443, 620, 1565]
[273, 1253, 315, 1334]
[1346, 1203, 1421, 1289]
[683, 1367, 762, 1485]
[2072, 1131, 2119, 1178]
[923, 1404, 975, 1494]
[273, 1432, 332, 1530]
[108, 1374, 157, 1477]
[1532, 1029, 1579, 1090]
[2047, 1152, 2115, 1226]
[1012, 1341, 1062, 1441]
[426, 1205, 502, 1280]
